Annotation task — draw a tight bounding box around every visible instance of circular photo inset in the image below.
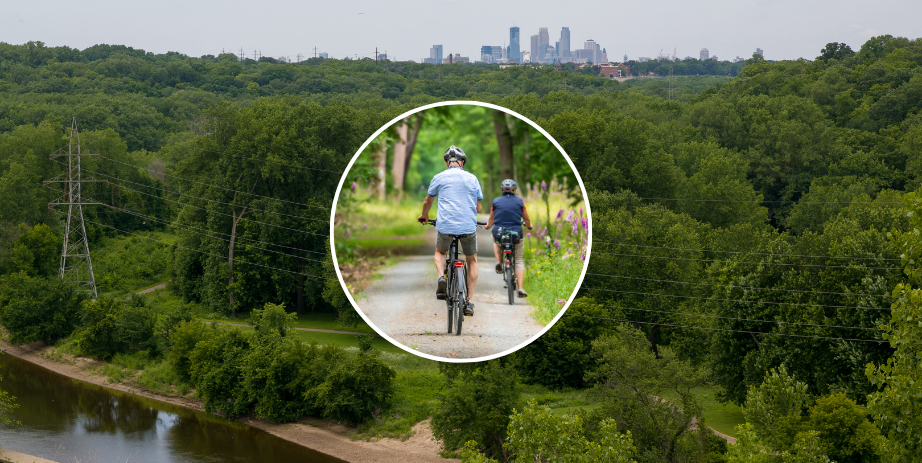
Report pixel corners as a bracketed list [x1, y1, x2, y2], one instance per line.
[330, 101, 590, 362]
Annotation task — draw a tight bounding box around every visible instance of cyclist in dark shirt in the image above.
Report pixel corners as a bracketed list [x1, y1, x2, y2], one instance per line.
[484, 179, 533, 298]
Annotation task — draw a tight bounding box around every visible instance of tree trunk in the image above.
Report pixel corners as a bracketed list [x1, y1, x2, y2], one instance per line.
[228, 209, 245, 318]
[392, 123, 409, 197]
[493, 110, 514, 182]
[375, 144, 386, 201]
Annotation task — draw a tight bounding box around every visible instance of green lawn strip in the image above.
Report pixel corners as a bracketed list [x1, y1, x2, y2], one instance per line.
[354, 237, 426, 250]
[354, 367, 443, 439]
[285, 329, 405, 355]
[659, 386, 745, 437]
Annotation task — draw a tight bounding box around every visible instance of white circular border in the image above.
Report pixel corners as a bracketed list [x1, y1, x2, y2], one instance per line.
[329, 100, 592, 363]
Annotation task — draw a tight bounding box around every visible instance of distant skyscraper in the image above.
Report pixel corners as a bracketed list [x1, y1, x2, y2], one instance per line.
[560, 27, 571, 59]
[531, 34, 539, 63]
[754, 47, 764, 57]
[431, 45, 443, 64]
[538, 27, 549, 62]
[601, 48, 608, 64]
[509, 27, 521, 64]
[700, 48, 709, 60]
[491, 46, 503, 61]
[481, 46, 493, 60]
[624, 53, 628, 62]
[584, 39, 598, 63]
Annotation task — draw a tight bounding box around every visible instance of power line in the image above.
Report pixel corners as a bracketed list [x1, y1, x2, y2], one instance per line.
[86, 183, 330, 239]
[585, 273, 891, 298]
[597, 241, 901, 262]
[68, 162, 328, 224]
[96, 155, 331, 211]
[625, 196, 904, 205]
[582, 286, 891, 311]
[102, 204, 329, 257]
[565, 314, 887, 344]
[588, 301, 882, 331]
[199, 149, 344, 174]
[594, 251, 902, 271]
[101, 205, 329, 264]
[84, 219, 333, 281]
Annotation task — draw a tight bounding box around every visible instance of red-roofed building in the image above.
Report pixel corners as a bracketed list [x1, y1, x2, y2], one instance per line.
[599, 63, 631, 79]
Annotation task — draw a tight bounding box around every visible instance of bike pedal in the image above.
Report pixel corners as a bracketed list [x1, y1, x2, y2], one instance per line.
[436, 293, 446, 300]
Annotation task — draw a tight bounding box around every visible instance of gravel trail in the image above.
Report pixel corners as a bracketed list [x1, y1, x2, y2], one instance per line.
[358, 228, 544, 359]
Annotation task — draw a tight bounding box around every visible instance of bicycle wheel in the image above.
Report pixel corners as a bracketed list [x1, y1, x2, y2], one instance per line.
[506, 262, 515, 305]
[446, 272, 454, 334]
[454, 266, 465, 335]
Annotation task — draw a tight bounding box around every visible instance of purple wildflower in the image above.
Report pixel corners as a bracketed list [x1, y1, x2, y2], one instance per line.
[579, 206, 584, 216]
[556, 209, 564, 220]
[571, 219, 578, 236]
[566, 210, 574, 222]
[581, 218, 588, 231]
[581, 250, 586, 261]
[526, 232, 531, 239]
[363, 224, 367, 231]
[345, 230, 351, 239]
[553, 239, 560, 250]
[541, 181, 547, 192]
[420, 185, 425, 190]
[351, 182, 357, 192]
[557, 299, 566, 306]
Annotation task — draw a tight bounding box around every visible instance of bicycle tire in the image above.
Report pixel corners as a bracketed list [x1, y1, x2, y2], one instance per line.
[454, 266, 465, 335]
[446, 272, 454, 334]
[506, 261, 515, 305]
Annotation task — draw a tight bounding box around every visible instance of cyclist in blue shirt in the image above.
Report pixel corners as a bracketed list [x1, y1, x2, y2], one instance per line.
[484, 179, 533, 298]
[417, 146, 483, 316]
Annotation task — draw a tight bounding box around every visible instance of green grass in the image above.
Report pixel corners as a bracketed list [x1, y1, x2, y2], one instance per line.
[136, 359, 185, 395]
[93, 231, 175, 295]
[355, 351, 442, 439]
[659, 386, 745, 437]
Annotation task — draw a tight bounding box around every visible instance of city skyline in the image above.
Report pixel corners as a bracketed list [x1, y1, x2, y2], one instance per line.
[1, 0, 919, 63]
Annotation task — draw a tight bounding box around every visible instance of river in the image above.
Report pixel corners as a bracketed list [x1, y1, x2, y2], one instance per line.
[0, 352, 344, 463]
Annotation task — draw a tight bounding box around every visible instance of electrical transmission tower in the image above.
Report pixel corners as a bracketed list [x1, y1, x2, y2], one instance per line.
[43, 118, 102, 299]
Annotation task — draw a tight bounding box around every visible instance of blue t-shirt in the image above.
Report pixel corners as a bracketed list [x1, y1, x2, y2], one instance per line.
[427, 167, 483, 235]
[492, 193, 525, 236]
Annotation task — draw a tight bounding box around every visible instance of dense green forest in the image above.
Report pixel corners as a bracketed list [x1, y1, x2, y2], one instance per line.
[2, 35, 922, 462]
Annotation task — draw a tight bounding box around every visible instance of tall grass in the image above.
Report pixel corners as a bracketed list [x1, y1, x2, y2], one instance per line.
[518, 180, 589, 325]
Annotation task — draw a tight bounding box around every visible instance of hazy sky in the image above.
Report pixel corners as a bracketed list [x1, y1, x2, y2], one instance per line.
[2, 0, 919, 62]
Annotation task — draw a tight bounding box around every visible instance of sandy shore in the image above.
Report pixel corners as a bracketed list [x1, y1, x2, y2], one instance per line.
[0, 341, 448, 463]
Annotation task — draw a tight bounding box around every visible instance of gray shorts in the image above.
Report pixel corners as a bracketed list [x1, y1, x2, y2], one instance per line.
[436, 232, 478, 256]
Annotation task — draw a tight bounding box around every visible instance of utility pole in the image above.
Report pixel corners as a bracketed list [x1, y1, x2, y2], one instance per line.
[44, 119, 102, 299]
[375, 47, 378, 64]
[297, 53, 303, 63]
[239, 47, 244, 62]
[314, 46, 317, 59]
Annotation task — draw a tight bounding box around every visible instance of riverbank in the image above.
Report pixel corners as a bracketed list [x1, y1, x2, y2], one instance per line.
[0, 340, 448, 463]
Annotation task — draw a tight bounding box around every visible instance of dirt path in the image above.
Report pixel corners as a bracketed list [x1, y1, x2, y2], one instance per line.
[208, 321, 377, 337]
[137, 281, 168, 294]
[0, 341, 448, 463]
[358, 228, 544, 359]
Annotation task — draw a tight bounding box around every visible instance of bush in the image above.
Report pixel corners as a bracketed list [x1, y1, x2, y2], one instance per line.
[76, 298, 127, 359]
[0, 273, 85, 344]
[167, 320, 215, 383]
[305, 350, 396, 423]
[431, 360, 520, 458]
[512, 297, 611, 389]
[189, 327, 251, 417]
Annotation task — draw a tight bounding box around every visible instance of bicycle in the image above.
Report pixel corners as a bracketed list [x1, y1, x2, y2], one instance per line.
[420, 218, 486, 335]
[496, 227, 522, 305]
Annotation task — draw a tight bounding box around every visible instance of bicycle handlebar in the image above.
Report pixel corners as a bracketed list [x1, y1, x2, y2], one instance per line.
[418, 218, 487, 228]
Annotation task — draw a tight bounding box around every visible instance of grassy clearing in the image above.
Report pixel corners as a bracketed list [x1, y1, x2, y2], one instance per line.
[659, 385, 745, 437]
[355, 351, 441, 439]
[93, 231, 175, 296]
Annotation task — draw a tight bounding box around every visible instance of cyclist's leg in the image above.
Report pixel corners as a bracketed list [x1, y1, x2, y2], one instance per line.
[493, 241, 502, 273]
[434, 232, 451, 277]
[514, 239, 526, 296]
[459, 233, 478, 299]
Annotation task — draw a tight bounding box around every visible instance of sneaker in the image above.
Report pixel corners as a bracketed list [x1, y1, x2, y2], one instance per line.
[517, 289, 528, 298]
[436, 276, 447, 299]
[464, 301, 474, 316]
[495, 263, 502, 274]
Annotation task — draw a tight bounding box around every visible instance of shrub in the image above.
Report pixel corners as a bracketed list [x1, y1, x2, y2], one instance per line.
[431, 360, 520, 458]
[167, 320, 215, 383]
[0, 273, 85, 344]
[76, 298, 127, 359]
[305, 350, 396, 423]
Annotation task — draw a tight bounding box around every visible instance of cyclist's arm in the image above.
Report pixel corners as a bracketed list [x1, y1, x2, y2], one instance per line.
[484, 207, 495, 229]
[522, 204, 533, 229]
[476, 199, 482, 213]
[418, 194, 435, 223]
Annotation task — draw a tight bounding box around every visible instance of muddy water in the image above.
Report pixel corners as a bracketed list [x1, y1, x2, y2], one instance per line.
[0, 352, 344, 463]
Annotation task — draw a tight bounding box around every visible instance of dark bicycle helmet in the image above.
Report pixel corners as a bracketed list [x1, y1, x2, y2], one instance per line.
[501, 179, 517, 192]
[444, 145, 467, 164]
